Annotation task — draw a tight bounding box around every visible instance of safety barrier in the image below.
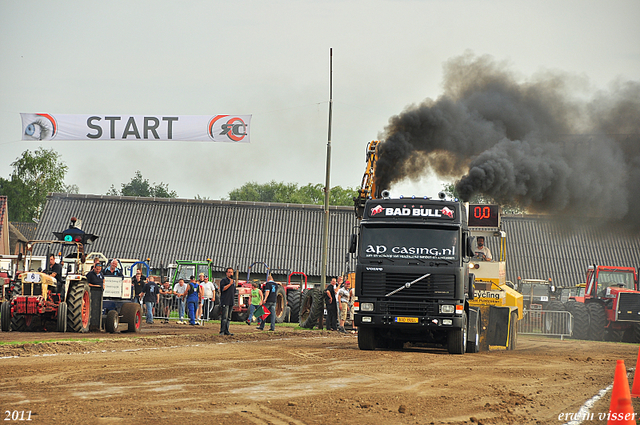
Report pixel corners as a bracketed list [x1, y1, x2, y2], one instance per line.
[517, 308, 573, 340]
[138, 295, 217, 324]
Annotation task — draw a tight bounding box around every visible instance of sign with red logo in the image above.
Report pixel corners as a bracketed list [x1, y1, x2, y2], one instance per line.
[20, 113, 252, 142]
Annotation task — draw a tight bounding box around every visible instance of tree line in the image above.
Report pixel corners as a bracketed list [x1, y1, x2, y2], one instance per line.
[0, 148, 359, 222]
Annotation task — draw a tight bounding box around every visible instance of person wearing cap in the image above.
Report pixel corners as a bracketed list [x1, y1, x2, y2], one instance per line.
[474, 236, 492, 261]
[186, 276, 200, 326]
[337, 280, 351, 333]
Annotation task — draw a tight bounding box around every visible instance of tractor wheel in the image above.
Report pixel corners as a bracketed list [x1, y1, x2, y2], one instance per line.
[121, 303, 141, 333]
[67, 281, 91, 333]
[1, 301, 11, 331]
[287, 289, 301, 323]
[545, 301, 565, 312]
[605, 328, 624, 342]
[231, 310, 249, 322]
[568, 302, 590, 340]
[105, 309, 119, 333]
[274, 285, 287, 323]
[11, 313, 27, 331]
[357, 326, 377, 350]
[299, 288, 324, 329]
[12, 280, 22, 298]
[631, 324, 640, 343]
[447, 311, 468, 354]
[587, 303, 606, 341]
[508, 311, 518, 350]
[56, 302, 68, 333]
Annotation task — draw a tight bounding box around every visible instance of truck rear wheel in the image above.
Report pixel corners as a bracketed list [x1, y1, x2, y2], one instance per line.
[67, 281, 91, 333]
[56, 302, 67, 333]
[357, 326, 377, 350]
[587, 303, 606, 341]
[299, 288, 323, 329]
[1, 301, 11, 331]
[447, 311, 467, 354]
[287, 289, 301, 323]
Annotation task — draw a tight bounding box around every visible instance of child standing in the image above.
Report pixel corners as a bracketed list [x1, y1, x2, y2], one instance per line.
[247, 281, 264, 325]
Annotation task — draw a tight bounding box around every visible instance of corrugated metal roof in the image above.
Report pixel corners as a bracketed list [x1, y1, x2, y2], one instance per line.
[501, 215, 640, 286]
[36, 193, 358, 278]
[11, 222, 37, 241]
[36, 194, 640, 284]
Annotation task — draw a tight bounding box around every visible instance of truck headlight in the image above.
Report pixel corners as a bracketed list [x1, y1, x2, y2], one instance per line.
[440, 304, 454, 314]
[361, 302, 374, 312]
[362, 316, 372, 323]
[442, 319, 453, 325]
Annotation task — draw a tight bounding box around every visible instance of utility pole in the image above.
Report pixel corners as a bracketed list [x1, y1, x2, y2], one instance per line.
[319, 48, 333, 329]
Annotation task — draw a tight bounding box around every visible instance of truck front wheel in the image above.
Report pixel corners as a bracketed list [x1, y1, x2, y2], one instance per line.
[447, 312, 467, 354]
[357, 326, 377, 350]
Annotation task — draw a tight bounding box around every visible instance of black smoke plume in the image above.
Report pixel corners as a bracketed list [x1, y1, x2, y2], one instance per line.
[376, 53, 640, 227]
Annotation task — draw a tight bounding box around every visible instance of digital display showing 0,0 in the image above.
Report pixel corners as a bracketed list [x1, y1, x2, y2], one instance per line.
[468, 204, 500, 227]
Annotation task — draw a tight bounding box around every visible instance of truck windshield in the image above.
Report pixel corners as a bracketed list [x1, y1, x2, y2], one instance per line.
[359, 225, 458, 260]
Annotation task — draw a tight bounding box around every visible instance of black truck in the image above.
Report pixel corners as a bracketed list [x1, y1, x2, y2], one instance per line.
[350, 195, 478, 354]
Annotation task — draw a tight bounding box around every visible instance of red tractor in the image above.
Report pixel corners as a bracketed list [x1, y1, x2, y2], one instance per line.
[245, 263, 306, 324]
[566, 265, 640, 341]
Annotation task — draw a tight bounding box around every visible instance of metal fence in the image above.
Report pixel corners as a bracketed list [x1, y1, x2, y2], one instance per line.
[140, 295, 218, 324]
[517, 308, 573, 340]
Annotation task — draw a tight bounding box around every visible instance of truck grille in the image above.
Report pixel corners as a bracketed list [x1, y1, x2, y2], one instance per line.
[381, 301, 438, 316]
[361, 272, 455, 300]
[617, 292, 640, 321]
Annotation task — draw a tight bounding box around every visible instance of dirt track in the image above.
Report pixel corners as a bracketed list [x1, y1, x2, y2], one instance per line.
[2, 323, 640, 425]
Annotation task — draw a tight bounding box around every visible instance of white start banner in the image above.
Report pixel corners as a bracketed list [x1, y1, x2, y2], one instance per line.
[20, 113, 251, 143]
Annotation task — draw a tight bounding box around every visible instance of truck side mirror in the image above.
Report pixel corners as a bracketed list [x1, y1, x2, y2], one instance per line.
[348, 234, 357, 254]
[466, 236, 475, 257]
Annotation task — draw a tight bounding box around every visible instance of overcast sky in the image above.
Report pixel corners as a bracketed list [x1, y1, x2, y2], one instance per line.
[1, 0, 639, 201]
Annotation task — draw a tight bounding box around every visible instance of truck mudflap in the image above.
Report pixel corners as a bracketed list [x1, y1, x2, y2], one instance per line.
[477, 305, 512, 350]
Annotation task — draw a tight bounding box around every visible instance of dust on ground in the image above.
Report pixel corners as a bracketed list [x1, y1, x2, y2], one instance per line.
[1, 322, 639, 424]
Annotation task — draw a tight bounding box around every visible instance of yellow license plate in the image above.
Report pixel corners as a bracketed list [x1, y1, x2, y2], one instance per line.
[395, 317, 419, 323]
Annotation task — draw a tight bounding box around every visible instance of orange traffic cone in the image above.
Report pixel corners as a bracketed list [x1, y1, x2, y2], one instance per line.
[609, 360, 632, 417]
[607, 397, 636, 424]
[631, 346, 640, 398]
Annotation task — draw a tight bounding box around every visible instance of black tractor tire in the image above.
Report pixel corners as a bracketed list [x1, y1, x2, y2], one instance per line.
[632, 323, 640, 343]
[56, 302, 68, 333]
[1, 300, 11, 332]
[210, 302, 221, 320]
[121, 303, 141, 333]
[605, 328, 625, 342]
[67, 281, 91, 333]
[287, 289, 301, 323]
[466, 311, 480, 353]
[274, 285, 287, 323]
[299, 288, 324, 329]
[105, 309, 119, 333]
[447, 311, 468, 354]
[508, 311, 518, 350]
[568, 302, 590, 340]
[231, 310, 249, 322]
[587, 302, 606, 341]
[12, 280, 21, 298]
[357, 326, 377, 350]
[545, 301, 565, 312]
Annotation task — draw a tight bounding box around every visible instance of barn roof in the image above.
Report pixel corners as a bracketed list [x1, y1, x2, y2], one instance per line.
[35, 193, 640, 285]
[35, 193, 357, 278]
